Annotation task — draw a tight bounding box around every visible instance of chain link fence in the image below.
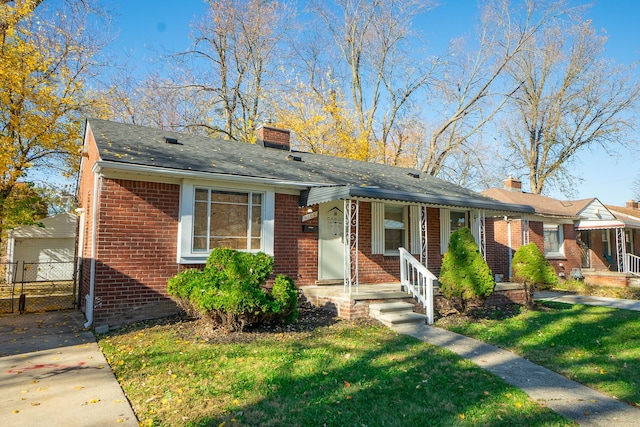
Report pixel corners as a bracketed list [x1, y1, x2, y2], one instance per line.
[0, 261, 18, 313]
[0, 261, 77, 314]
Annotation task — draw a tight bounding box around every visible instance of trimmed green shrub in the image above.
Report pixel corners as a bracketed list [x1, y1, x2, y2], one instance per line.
[167, 248, 297, 331]
[270, 275, 299, 322]
[439, 227, 495, 310]
[511, 243, 558, 288]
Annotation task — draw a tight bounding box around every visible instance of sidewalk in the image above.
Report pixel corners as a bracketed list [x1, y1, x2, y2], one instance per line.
[393, 290, 640, 426]
[392, 322, 640, 427]
[535, 291, 640, 311]
[0, 310, 138, 426]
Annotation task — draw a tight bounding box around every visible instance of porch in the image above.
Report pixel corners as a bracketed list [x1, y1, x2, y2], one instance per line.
[580, 269, 640, 288]
[300, 282, 528, 321]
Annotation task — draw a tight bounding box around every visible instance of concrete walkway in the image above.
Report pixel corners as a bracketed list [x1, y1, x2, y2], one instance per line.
[0, 310, 138, 426]
[535, 291, 640, 311]
[391, 292, 640, 426]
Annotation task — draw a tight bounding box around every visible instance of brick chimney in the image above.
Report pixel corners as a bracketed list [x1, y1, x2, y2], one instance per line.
[503, 177, 522, 192]
[257, 124, 290, 151]
[626, 199, 639, 209]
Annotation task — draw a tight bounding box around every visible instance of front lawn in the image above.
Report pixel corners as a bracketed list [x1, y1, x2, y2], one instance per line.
[437, 301, 640, 406]
[98, 312, 571, 426]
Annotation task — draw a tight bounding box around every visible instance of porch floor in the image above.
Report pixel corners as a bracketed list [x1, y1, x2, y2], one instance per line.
[300, 282, 415, 320]
[302, 282, 408, 300]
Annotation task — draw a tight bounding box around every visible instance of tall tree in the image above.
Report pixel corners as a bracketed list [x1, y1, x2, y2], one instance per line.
[309, 0, 436, 162]
[501, 16, 640, 194]
[174, 0, 293, 142]
[418, 0, 568, 183]
[0, 0, 107, 235]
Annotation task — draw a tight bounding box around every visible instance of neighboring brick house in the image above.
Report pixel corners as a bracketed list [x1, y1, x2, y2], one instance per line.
[77, 119, 533, 329]
[483, 178, 640, 286]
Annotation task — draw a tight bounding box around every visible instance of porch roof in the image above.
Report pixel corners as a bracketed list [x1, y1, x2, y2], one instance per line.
[300, 185, 535, 213]
[575, 219, 626, 230]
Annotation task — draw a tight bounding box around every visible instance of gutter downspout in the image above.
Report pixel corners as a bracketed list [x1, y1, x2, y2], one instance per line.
[507, 217, 513, 280]
[84, 173, 100, 328]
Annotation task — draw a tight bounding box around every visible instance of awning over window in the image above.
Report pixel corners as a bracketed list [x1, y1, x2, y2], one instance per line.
[575, 219, 626, 230]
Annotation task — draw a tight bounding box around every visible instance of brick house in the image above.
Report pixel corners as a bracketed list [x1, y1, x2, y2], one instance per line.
[77, 119, 533, 329]
[483, 178, 640, 287]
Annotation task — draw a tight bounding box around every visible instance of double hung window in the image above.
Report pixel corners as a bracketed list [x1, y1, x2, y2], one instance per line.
[384, 205, 406, 253]
[543, 224, 564, 257]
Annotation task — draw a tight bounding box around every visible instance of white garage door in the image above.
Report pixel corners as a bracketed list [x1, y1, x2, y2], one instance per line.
[13, 238, 75, 282]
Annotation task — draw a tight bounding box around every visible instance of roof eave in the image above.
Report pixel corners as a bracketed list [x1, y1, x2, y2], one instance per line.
[93, 160, 324, 190]
[300, 185, 535, 213]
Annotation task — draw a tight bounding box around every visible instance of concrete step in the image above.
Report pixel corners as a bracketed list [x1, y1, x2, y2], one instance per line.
[369, 301, 426, 327]
[369, 301, 415, 317]
[375, 311, 427, 328]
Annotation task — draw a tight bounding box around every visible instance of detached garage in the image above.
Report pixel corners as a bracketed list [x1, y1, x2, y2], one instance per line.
[6, 212, 77, 283]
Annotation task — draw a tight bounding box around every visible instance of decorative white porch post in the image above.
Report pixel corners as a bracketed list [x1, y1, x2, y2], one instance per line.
[421, 206, 428, 267]
[615, 227, 626, 272]
[343, 199, 359, 293]
[522, 215, 530, 245]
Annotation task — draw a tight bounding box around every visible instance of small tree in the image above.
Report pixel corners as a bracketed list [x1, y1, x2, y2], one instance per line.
[439, 227, 495, 312]
[511, 243, 558, 307]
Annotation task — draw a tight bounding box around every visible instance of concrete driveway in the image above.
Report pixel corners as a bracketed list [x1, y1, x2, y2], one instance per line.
[0, 310, 137, 426]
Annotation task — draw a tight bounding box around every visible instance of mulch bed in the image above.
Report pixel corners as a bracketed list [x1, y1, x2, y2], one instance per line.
[108, 303, 379, 345]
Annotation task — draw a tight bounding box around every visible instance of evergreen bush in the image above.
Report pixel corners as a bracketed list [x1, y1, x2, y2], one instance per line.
[511, 243, 558, 288]
[439, 227, 495, 311]
[167, 249, 298, 331]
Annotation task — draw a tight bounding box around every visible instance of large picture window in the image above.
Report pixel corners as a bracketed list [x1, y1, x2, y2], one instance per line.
[193, 188, 263, 252]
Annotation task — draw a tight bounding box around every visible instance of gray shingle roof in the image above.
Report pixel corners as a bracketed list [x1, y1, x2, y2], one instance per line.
[87, 118, 533, 213]
[481, 188, 585, 217]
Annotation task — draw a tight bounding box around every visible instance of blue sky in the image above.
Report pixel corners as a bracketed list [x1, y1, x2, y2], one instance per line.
[100, 0, 640, 206]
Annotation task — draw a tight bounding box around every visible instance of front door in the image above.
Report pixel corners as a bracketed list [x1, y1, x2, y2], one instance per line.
[578, 231, 591, 268]
[318, 201, 345, 280]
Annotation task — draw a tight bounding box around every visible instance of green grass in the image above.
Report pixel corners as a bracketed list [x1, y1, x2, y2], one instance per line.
[438, 301, 640, 406]
[98, 319, 571, 426]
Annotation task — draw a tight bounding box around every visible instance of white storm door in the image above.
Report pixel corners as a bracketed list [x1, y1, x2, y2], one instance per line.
[318, 201, 345, 280]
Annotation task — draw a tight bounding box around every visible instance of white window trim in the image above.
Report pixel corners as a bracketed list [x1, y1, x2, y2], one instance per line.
[544, 223, 565, 259]
[178, 181, 275, 264]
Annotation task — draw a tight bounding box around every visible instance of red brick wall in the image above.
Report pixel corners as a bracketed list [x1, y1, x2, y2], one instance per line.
[355, 202, 401, 283]
[588, 230, 610, 270]
[546, 224, 581, 278]
[427, 208, 443, 274]
[491, 218, 510, 279]
[273, 193, 318, 285]
[529, 221, 544, 250]
[92, 179, 182, 327]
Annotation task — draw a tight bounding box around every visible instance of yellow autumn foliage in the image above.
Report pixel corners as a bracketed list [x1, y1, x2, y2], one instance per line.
[272, 81, 376, 161]
[0, 0, 101, 231]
